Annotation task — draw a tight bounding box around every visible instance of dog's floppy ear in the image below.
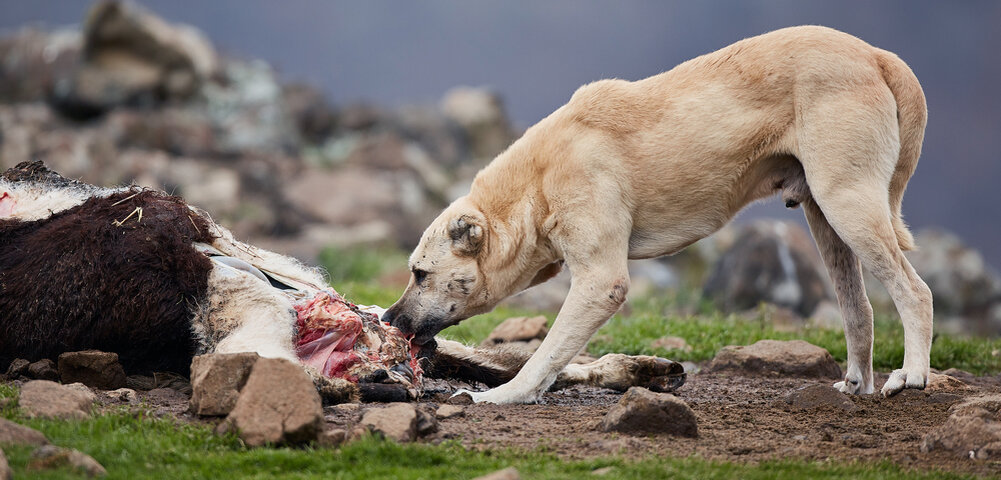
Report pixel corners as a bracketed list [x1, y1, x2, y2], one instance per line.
[448, 215, 484, 256]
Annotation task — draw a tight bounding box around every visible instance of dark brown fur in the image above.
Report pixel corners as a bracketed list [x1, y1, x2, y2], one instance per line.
[0, 183, 214, 374]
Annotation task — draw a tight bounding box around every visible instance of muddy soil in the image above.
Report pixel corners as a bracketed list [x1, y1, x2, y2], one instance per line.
[81, 369, 1001, 477]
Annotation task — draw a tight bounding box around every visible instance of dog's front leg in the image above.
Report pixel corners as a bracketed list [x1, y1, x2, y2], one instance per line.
[461, 263, 630, 404]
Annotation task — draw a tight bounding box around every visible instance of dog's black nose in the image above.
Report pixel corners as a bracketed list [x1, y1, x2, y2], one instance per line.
[383, 306, 413, 335]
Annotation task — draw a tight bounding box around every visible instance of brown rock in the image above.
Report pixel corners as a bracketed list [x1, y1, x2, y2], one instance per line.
[0, 448, 9, 480]
[19, 380, 95, 420]
[318, 428, 348, 448]
[436, 404, 465, 419]
[416, 406, 439, 437]
[220, 358, 322, 446]
[599, 387, 698, 437]
[0, 418, 48, 447]
[4, 359, 29, 379]
[483, 316, 549, 345]
[708, 339, 842, 379]
[472, 467, 521, 480]
[921, 395, 1001, 459]
[925, 373, 973, 393]
[189, 353, 259, 416]
[28, 445, 106, 477]
[360, 403, 418, 442]
[27, 359, 59, 381]
[781, 384, 856, 411]
[106, 388, 138, 404]
[650, 336, 692, 352]
[58, 350, 127, 389]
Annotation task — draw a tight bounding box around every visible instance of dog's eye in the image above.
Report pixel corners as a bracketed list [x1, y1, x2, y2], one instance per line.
[412, 268, 429, 284]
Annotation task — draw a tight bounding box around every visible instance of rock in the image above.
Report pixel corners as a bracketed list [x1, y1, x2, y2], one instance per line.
[219, 358, 322, 446]
[4, 359, 29, 379]
[906, 229, 1001, 335]
[780, 384, 856, 411]
[436, 404, 465, 420]
[439, 86, 516, 163]
[650, 336, 692, 352]
[599, 387, 698, 437]
[0, 448, 8, 480]
[482, 316, 549, 345]
[471, 467, 521, 480]
[702, 221, 833, 317]
[416, 406, 439, 437]
[0, 27, 81, 103]
[591, 466, 616, 476]
[921, 395, 1001, 459]
[0, 418, 49, 447]
[58, 350, 127, 389]
[28, 445, 106, 477]
[808, 300, 843, 330]
[926, 373, 973, 393]
[360, 403, 418, 442]
[27, 359, 60, 381]
[189, 352, 259, 416]
[318, 429, 348, 448]
[708, 339, 842, 379]
[106, 388, 138, 404]
[19, 380, 95, 420]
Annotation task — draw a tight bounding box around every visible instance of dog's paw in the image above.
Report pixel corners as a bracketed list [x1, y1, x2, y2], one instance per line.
[594, 354, 687, 393]
[880, 368, 927, 397]
[833, 367, 873, 395]
[452, 385, 539, 405]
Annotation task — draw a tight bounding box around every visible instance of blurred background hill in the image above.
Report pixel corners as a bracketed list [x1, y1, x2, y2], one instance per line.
[0, 1, 998, 334]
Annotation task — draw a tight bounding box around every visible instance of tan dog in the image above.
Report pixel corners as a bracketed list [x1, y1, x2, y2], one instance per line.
[383, 25, 932, 404]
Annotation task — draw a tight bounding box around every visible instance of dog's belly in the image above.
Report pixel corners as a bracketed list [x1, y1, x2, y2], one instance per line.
[627, 208, 727, 259]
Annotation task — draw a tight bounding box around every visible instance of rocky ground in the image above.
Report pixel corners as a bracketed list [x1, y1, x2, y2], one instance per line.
[4, 341, 1001, 478]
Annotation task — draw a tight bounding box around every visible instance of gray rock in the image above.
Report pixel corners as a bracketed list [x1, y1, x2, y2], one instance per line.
[708, 339, 842, 379]
[482, 316, 549, 345]
[599, 387, 698, 437]
[781, 384, 856, 411]
[189, 352, 259, 416]
[106, 388, 138, 404]
[416, 406, 439, 437]
[921, 395, 1001, 459]
[360, 403, 418, 442]
[27, 359, 59, 381]
[19, 380, 95, 420]
[219, 358, 322, 446]
[4, 359, 30, 379]
[471, 467, 521, 480]
[703, 221, 832, 317]
[58, 350, 127, 389]
[29, 445, 106, 477]
[0, 418, 49, 447]
[435, 404, 465, 420]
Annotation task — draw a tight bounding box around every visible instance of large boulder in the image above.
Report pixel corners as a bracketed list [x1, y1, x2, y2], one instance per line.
[703, 221, 832, 317]
[189, 352, 259, 416]
[922, 395, 1001, 459]
[219, 358, 322, 446]
[58, 350, 127, 389]
[18, 380, 95, 420]
[0, 418, 49, 447]
[708, 339, 842, 379]
[599, 387, 698, 437]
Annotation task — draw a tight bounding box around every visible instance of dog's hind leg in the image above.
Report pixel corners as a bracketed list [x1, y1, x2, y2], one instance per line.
[798, 96, 933, 397]
[803, 198, 875, 394]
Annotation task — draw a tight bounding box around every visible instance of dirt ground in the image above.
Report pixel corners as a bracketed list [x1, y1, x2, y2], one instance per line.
[93, 368, 1001, 477]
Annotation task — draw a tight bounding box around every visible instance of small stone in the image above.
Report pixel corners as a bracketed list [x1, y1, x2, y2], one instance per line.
[360, 403, 418, 442]
[925, 373, 972, 393]
[599, 387, 698, 437]
[708, 339, 842, 379]
[650, 336, 692, 352]
[436, 404, 465, 419]
[27, 359, 59, 381]
[58, 350, 127, 390]
[28, 445, 106, 477]
[107, 388, 139, 404]
[0, 418, 48, 447]
[19, 380, 95, 420]
[220, 358, 323, 446]
[781, 384, 856, 411]
[416, 406, 439, 437]
[318, 429, 348, 448]
[189, 352, 260, 416]
[4, 359, 29, 379]
[472, 467, 521, 480]
[591, 466, 615, 476]
[482, 316, 548, 345]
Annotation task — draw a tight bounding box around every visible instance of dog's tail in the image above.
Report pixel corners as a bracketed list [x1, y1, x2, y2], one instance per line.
[877, 50, 927, 252]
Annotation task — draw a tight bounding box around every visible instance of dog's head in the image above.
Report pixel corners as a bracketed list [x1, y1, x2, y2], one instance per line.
[383, 196, 561, 348]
